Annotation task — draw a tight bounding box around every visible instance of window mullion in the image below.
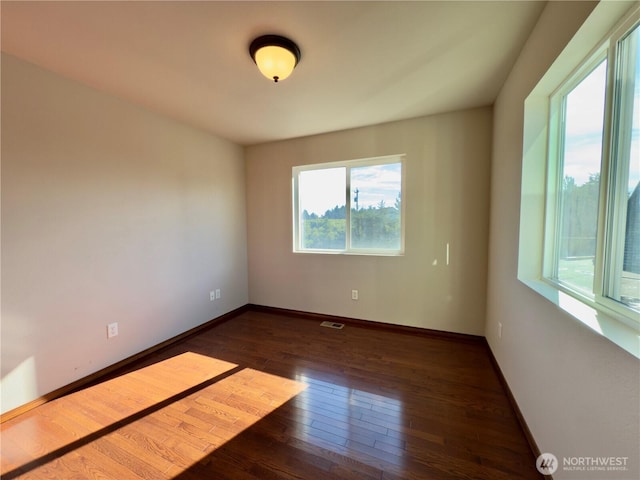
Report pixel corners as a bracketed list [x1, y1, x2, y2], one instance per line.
[345, 167, 352, 252]
[554, 97, 569, 282]
[595, 43, 617, 300]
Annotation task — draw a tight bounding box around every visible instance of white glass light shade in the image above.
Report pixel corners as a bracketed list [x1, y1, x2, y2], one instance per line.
[254, 45, 297, 82]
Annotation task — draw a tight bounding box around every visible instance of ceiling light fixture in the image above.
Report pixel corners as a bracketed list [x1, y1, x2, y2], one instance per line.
[249, 34, 301, 83]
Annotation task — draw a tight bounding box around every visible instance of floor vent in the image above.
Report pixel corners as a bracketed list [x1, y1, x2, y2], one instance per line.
[320, 321, 345, 330]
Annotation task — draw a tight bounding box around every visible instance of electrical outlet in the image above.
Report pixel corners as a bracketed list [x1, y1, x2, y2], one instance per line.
[215, 289, 221, 299]
[498, 322, 503, 339]
[210, 291, 216, 301]
[351, 289, 359, 300]
[107, 322, 118, 339]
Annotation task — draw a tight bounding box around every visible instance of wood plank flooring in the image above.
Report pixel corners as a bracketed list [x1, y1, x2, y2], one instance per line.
[1, 309, 543, 479]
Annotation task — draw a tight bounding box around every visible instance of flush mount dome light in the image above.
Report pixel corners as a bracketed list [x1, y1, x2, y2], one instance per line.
[249, 34, 301, 83]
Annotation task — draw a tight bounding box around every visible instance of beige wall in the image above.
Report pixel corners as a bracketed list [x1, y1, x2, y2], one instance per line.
[245, 108, 492, 335]
[487, 1, 639, 477]
[1, 54, 249, 414]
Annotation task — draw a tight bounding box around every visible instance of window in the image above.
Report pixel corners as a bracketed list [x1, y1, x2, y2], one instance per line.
[292, 155, 404, 255]
[545, 17, 640, 316]
[519, 3, 639, 358]
[518, 2, 640, 358]
[546, 57, 608, 296]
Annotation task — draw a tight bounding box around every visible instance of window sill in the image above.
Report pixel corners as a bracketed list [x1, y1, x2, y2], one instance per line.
[519, 277, 640, 359]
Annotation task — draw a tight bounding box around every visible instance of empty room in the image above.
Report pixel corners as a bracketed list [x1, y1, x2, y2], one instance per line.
[1, 1, 638, 479]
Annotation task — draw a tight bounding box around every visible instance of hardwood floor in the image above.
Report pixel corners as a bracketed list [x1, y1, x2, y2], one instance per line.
[1, 309, 543, 479]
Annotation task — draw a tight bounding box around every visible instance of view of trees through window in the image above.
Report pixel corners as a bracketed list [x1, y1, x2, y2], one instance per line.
[558, 173, 601, 294]
[301, 194, 402, 250]
[296, 160, 403, 252]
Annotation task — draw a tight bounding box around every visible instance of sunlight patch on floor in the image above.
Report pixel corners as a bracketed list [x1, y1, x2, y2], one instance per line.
[0, 352, 307, 479]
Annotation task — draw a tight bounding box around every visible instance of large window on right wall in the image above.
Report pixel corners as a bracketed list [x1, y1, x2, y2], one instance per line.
[546, 24, 639, 311]
[519, 3, 640, 358]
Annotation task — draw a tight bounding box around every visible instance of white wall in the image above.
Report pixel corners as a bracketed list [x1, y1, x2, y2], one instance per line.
[487, 2, 639, 478]
[245, 108, 492, 336]
[0, 54, 249, 414]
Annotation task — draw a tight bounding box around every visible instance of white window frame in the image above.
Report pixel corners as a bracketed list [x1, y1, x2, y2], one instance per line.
[292, 154, 405, 256]
[519, 2, 640, 359]
[544, 51, 609, 299]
